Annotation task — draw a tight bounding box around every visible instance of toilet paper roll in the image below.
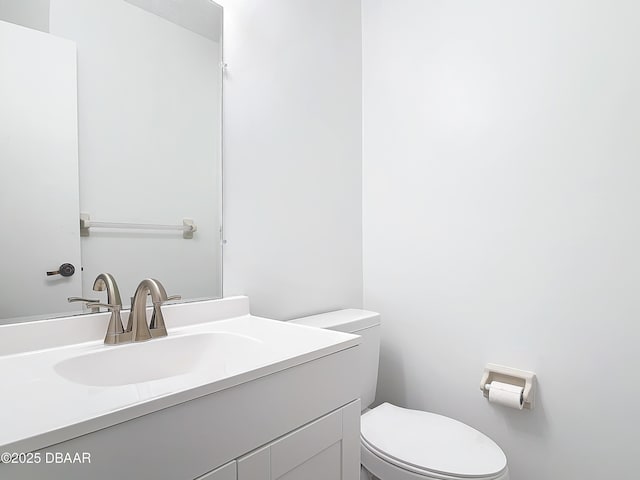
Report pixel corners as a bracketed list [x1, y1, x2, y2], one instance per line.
[488, 381, 524, 409]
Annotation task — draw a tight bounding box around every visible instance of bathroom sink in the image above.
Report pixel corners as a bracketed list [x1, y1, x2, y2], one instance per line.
[0, 296, 360, 453]
[54, 332, 264, 387]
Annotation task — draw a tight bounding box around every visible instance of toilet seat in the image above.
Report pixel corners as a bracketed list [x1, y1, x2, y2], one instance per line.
[361, 404, 508, 480]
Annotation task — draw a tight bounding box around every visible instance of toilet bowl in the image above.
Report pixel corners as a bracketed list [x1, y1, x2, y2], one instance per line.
[360, 403, 508, 480]
[290, 310, 509, 480]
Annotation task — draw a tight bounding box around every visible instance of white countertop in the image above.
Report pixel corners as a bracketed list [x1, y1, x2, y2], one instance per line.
[0, 297, 359, 453]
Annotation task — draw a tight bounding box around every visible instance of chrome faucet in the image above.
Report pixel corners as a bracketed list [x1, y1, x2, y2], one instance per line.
[87, 278, 180, 345]
[93, 273, 123, 305]
[128, 279, 180, 340]
[92, 273, 125, 344]
[70, 273, 125, 343]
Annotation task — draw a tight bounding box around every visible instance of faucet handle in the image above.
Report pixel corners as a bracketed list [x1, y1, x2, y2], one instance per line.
[68, 297, 99, 303]
[68, 297, 100, 313]
[127, 294, 180, 307]
[148, 294, 179, 337]
[86, 303, 125, 345]
[85, 302, 121, 311]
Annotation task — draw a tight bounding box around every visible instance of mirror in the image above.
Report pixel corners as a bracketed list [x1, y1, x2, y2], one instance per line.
[0, 0, 223, 324]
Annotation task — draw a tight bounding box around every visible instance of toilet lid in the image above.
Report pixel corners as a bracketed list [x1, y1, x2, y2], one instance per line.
[361, 403, 507, 478]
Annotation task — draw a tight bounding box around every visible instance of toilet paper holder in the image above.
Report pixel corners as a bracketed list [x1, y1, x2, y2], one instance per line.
[480, 363, 536, 410]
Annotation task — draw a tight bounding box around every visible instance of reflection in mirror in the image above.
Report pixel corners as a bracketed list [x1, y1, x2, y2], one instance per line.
[0, 0, 223, 324]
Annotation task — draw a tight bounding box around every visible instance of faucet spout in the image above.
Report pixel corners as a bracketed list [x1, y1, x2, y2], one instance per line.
[146, 279, 170, 337]
[92, 273, 122, 307]
[92, 273, 125, 344]
[127, 279, 159, 342]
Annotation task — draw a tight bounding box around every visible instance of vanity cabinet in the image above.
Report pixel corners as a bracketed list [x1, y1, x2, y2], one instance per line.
[1, 343, 361, 480]
[196, 400, 360, 480]
[197, 461, 237, 480]
[237, 401, 361, 480]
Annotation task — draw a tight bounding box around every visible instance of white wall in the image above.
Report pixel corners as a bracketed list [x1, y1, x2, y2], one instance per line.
[0, 0, 49, 32]
[50, 0, 222, 303]
[219, 0, 363, 319]
[124, 0, 222, 42]
[363, 0, 640, 478]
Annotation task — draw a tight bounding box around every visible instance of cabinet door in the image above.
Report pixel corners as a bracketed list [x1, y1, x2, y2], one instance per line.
[196, 460, 237, 480]
[237, 400, 360, 480]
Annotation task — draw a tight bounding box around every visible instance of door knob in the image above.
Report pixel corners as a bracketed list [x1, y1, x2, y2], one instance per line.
[46, 263, 76, 277]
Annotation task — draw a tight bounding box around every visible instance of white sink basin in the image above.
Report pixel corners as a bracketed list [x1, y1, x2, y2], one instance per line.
[54, 332, 263, 387]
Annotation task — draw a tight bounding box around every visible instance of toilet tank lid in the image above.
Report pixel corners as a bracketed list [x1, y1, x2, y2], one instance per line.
[289, 309, 380, 333]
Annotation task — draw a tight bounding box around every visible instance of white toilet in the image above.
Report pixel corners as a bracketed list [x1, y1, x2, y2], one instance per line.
[291, 309, 509, 480]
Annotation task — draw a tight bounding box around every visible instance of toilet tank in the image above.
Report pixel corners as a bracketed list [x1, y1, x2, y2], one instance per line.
[290, 309, 380, 410]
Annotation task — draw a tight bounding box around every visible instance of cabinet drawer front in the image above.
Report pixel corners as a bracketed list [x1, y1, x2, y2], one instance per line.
[270, 408, 342, 479]
[196, 461, 237, 480]
[278, 442, 341, 480]
[238, 446, 269, 479]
